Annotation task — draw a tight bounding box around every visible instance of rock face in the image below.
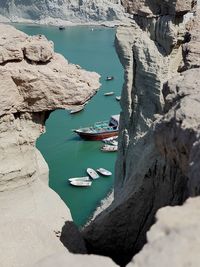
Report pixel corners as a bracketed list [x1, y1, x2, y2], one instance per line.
[0, 0, 125, 23]
[121, 0, 196, 16]
[129, 197, 200, 267]
[82, 2, 200, 267]
[0, 24, 102, 267]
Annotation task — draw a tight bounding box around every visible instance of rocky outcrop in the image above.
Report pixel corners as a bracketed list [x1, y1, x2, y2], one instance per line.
[183, 10, 200, 69]
[0, 0, 126, 24]
[82, 2, 200, 267]
[1, 2, 200, 267]
[129, 197, 200, 267]
[0, 24, 102, 267]
[121, 0, 196, 16]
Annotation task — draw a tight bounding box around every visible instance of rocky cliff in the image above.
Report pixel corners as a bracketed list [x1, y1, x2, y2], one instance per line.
[82, 1, 200, 266]
[0, 0, 125, 24]
[1, 1, 200, 266]
[0, 24, 107, 267]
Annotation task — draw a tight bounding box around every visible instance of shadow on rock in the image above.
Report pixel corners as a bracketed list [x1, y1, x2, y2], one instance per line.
[60, 221, 87, 254]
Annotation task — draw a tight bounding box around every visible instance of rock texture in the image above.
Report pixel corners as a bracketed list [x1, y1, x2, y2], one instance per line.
[129, 197, 200, 267]
[0, 24, 102, 267]
[121, 0, 196, 16]
[82, 2, 200, 267]
[0, 0, 125, 24]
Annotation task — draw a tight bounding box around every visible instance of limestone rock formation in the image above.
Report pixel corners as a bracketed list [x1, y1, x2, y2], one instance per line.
[129, 197, 200, 267]
[33, 252, 117, 267]
[183, 10, 200, 69]
[121, 0, 196, 16]
[0, 0, 125, 24]
[24, 35, 54, 63]
[0, 24, 101, 267]
[82, 1, 200, 266]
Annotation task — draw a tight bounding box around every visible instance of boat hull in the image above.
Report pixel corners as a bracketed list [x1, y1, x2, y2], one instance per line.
[74, 130, 118, 141]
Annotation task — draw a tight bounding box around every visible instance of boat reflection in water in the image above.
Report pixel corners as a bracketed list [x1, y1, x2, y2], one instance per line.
[74, 115, 120, 141]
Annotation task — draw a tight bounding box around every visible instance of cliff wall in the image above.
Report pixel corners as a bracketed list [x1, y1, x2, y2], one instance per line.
[0, 0, 125, 24]
[82, 2, 200, 266]
[1, 1, 200, 266]
[0, 24, 113, 267]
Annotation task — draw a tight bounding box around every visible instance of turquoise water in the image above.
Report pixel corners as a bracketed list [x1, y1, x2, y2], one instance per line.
[14, 24, 123, 227]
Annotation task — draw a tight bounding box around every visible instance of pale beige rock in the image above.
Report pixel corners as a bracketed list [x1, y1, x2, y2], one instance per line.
[0, 24, 101, 267]
[183, 11, 200, 69]
[122, 0, 196, 16]
[155, 68, 200, 194]
[33, 252, 116, 267]
[0, 181, 71, 267]
[0, 71, 22, 116]
[0, 24, 100, 117]
[129, 198, 200, 267]
[0, 0, 125, 23]
[0, 25, 26, 63]
[82, 4, 200, 267]
[24, 35, 54, 62]
[83, 19, 184, 266]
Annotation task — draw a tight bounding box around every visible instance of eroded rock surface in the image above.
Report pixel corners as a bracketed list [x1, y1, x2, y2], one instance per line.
[0, 0, 125, 24]
[121, 0, 196, 16]
[0, 24, 101, 267]
[82, 2, 200, 266]
[129, 197, 200, 267]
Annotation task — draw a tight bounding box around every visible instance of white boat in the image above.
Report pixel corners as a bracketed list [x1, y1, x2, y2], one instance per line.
[68, 176, 90, 182]
[70, 180, 92, 187]
[102, 136, 118, 144]
[70, 106, 84, 114]
[104, 92, 114, 96]
[109, 140, 118, 146]
[87, 168, 99, 179]
[106, 76, 114, 81]
[96, 168, 112, 176]
[116, 96, 121, 101]
[101, 144, 118, 152]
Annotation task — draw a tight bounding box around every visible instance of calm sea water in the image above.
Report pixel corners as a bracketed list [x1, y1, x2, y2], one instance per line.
[14, 24, 123, 227]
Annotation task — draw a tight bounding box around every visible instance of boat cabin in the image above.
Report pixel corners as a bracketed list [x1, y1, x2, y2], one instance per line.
[109, 115, 120, 130]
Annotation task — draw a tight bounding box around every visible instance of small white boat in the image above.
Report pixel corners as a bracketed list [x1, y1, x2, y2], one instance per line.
[87, 168, 99, 179]
[70, 180, 92, 187]
[109, 140, 118, 146]
[102, 136, 118, 144]
[104, 92, 114, 96]
[68, 176, 90, 182]
[116, 96, 121, 101]
[101, 144, 118, 152]
[96, 168, 112, 176]
[70, 106, 84, 114]
[106, 76, 114, 81]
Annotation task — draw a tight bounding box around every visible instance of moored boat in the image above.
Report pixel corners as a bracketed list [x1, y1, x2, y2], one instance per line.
[96, 168, 112, 176]
[74, 115, 120, 141]
[102, 136, 118, 146]
[101, 144, 118, 152]
[116, 96, 121, 101]
[104, 92, 114, 96]
[59, 25, 65, 30]
[70, 106, 84, 114]
[68, 176, 90, 182]
[106, 76, 114, 81]
[87, 168, 99, 179]
[70, 180, 92, 187]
